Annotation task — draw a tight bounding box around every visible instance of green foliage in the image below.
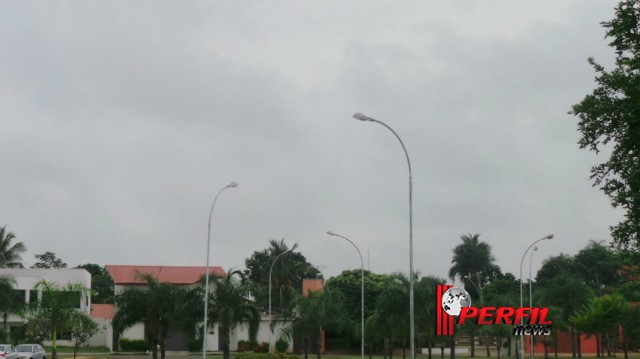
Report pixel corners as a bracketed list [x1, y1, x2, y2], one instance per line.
[118, 338, 150, 352]
[188, 338, 202, 352]
[68, 310, 100, 359]
[325, 270, 389, 325]
[112, 274, 190, 359]
[275, 337, 289, 353]
[207, 270, 262, 359]
[570, 0, 640, 252]
[574, 240, 623, 292]
[75, 264, 114, 304]
[235, 353, 300, 359]
[0, 226, 26, 268]
[571, 294, 628, 338]
[21, 280, 90, 359]
[244, 239, 322, 313]
[32, 252, 67, 269]
[290, 288, 352, 355]
[237, 340, 269, 353]
[448, 233, 500, 300]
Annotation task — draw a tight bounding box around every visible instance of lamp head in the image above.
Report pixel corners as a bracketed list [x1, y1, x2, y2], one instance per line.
[545, 234, 554, 240]
[326, 231, 337, 236]
[227, 182, 239, 188]
[353, 113, 374, 122]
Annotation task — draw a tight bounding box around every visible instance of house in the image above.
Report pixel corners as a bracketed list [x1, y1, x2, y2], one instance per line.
[0, 268, 91, 345]
[105, 264, 290, 352]
[106, 265, 229, 351]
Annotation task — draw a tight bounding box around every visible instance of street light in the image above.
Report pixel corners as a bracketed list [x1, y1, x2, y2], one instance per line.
[327, 231, 364, 359]
[529, 246, 538, 359]
[352, 112, 416, 359]
[203, 181, 238, 359]
[519, 234, 553, 359]
[268, 245, 296, 352]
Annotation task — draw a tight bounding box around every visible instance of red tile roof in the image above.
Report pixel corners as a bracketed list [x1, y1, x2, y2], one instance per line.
[91, 304, 114, 319]
[106, 265, 226, 285]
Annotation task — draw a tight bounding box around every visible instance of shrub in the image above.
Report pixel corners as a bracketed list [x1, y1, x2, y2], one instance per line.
[275, 338, 289, 353]
[119, 338, 150, 352]
[236, 353, 301, 359]
[256, 342, 269, 353]
[237, 340, 251, 353]
[188, 338, 203, 352]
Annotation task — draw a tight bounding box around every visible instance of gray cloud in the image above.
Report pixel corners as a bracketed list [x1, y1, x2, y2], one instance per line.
[0, 1, 621, 281]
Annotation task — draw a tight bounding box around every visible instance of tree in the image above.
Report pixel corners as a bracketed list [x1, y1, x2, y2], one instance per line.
[112, 274, 187, 359]
[32, 252, 67, 269]
[22, 280, 90, 359]
[574, 241, 622, 293]
[245, 239, 322, 312]
[325, 270, 389, 327]
[449, 234, 499, 357]
[539, 271, 594, 358]
[75, 264, 114, 304]
[0, 226, 26, 268]
[0, 276, 17, 340]
[206, 270, 261, 359]
[414, 275, 447, 359]
[570, 0, 640, 252]
[571, 294, 628, 357]
[290, 288, 352, 359]
[449, 234, 499, 290]
[68, 310, 100, 359]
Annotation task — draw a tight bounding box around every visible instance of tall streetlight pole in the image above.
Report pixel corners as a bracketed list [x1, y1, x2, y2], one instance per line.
[327, 231, 364, 359]
[519, 234, 553, 359]
[203, 182, 238, 359]
[268, 245, 296, 352]
[352, 112, 415, 359]
[529, 246, 538, 359]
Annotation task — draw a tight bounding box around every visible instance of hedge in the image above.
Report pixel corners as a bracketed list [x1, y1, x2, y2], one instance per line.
[119, 338, 150, 352]
[236, 353, 301, 359]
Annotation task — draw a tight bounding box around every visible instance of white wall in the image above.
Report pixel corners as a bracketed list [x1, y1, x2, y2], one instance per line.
[0, 268, 91, 314]
[229, 317, 290, 352]
[204, 323, 219, 352]
[121, 323, 145, 342]
[88, 317, 112, 350]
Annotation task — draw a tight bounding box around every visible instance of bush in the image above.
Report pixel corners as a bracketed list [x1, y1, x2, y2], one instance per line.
[275, 338, 289, 353]
[236, 353, 301, 359]
[237, 340, 251, 353]
[237, 340, 269, 353]
[256, 342, 269, 353]
[119, 338, 150, 352]
[188, 338, 203, 352]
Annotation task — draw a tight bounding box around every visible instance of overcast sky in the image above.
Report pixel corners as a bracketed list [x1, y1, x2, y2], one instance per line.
[0, 1, 623, 283]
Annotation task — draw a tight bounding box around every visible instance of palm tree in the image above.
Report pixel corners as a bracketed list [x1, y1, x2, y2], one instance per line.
[21, 280, 91, 359]
[449, 234, 497, 282]
[0, 226, 26, 268]
[112, 274, 187, 359]
[290, 288, 351, 359]
[0, 276, 17, 340]
[449, 234, 498, 358]
[206, 270, 261, 359]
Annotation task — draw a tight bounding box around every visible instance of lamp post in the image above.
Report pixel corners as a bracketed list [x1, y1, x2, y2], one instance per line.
[327, 231, 364, 359]
[268, 245, 296, 352]
[529, 246, 538, 359]
[519, 234, 553, 359]
[203, 182, 238, 359]
[352, 112, 415, 359]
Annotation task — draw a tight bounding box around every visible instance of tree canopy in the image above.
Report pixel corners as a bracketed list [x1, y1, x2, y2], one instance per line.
[570, 0, 640, 252]
[32, 251, 68, 269]
[0, 226, 26, 268]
